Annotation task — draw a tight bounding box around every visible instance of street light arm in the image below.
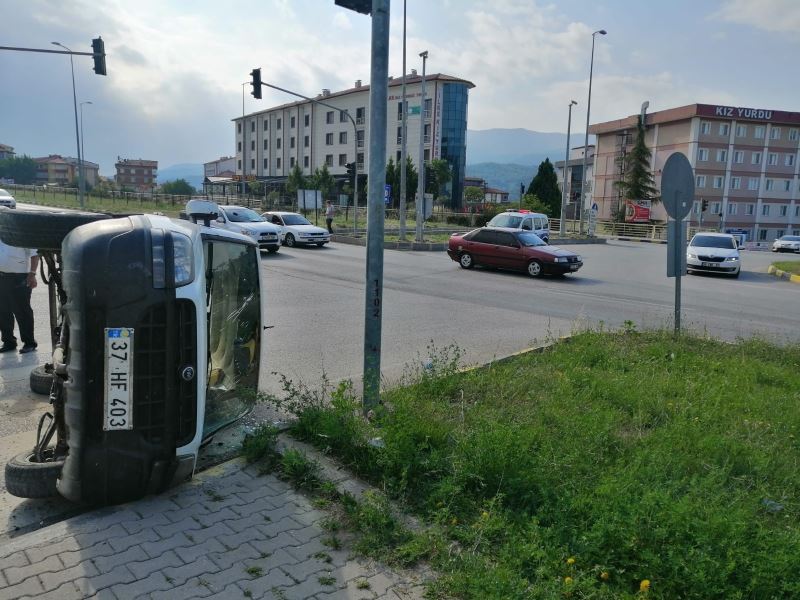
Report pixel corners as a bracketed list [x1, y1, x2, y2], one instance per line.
[259, 81, 357, 130]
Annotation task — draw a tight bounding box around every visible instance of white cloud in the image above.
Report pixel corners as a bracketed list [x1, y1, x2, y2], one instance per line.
[714, 0, 800, 33]
[333, 12, 353, 30]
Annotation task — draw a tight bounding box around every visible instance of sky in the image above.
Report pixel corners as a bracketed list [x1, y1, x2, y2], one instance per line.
[1, 0, 799, 175]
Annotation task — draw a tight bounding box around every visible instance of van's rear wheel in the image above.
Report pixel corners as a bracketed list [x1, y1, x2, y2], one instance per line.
[0, 208, 111, 251]
[5, 450, 64, 498]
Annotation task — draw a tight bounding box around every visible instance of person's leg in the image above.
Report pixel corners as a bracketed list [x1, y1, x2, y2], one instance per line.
[0, 276, 18, 349]
[327, 218, 333, 234]
[8, 275, 35, 348]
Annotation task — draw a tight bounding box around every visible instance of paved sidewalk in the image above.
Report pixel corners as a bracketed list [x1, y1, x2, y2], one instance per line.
[0, 459, 426, 600]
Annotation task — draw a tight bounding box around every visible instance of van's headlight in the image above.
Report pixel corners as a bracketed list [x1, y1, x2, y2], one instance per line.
[240, 228, 257, 237]
[687, 253, 697, 259]
[725, 256, 739, 262]
[172, 232, 194, 286]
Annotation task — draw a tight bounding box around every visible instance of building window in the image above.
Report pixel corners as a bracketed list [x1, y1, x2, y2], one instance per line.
[700, 122, 710, 135]
[397, 102, 404, 120]
[719, 123, 730, 136]
[712, 201, 721, 213]
[396, 150, 401, 162]
[263, 158, 268, 169]
[237, 141, 242, 152]
[357, 152, 364, 168]
[338, 153, 347, 166]
[304, 156, 309, 168]
[733, 151, 744, 164]
[339, 131, 347, 144]
[251, 141, 255, 151]
[424, 148, 430, 161]
[290, 137, 295, 149]
[796, 206, 800, 217]
[290, 116, 296, 128]
[251, 121, 255, 132]
[698, 148, 709, 161]
[340, 109, 349, 123]
[777, 229, 785, 238]
[276, 118, 282, 129]
[746, 203, 755, 216]
[356, 107, 365, 125]
[762, 204, 770, 216]
[276, 138, 282, 149]
[736, 124, 747, 137]
[264, 121, 268, 131]
[780, 205, 788, 216]
[784, 180, 792, 192]
[727, 202, 737, 215]
[770, 127, 781, 140]
[326, 133, 334, 145]
[237, 122, 242, 133]
[748, 177, 759, 191]
[786, 154, 796, 167]
[264, 139, 269, 150]
[304, 114, 310, 127]
[754, 126, 765, 138]
[290, 157, 295, 168]
[251, 158, 255, 170]
[424, 123, 431, 143]
[768, 153, 778, 166]
[325, 154, 333, 166]
[765, 179, 774, 191]
[789, 129, 799, 141]
[712, 176, 724, 189]
[751, 152, 762, 165]
[730, 177, 741, 190]
[396, 126, 402, 144]
[304, 135, 309, 148]
[759, 229, 767, 241]
[696, 175, 706, 188]
[424, 98, 432, 118]
[326, 111, 334, 124]
[716, 149, 727, 162]
[357, 130, 365, 147]
[276, 157, 281, 169]
[693, 201, 701, 215]
[238, 159, 242, 169]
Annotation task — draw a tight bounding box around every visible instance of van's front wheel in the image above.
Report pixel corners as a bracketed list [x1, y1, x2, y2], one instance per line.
[5, 450, 64, 498]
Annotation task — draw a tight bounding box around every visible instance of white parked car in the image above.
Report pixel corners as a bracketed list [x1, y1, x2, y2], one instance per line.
[771, 235, 800, 253]
[213, 204, 281, 253]
[686, 232, 741, 278]
[262, 211, 331, 247]
[0, 188, 16, 209]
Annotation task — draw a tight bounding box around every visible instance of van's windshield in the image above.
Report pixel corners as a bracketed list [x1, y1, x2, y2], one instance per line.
[488, 214, 523, 228]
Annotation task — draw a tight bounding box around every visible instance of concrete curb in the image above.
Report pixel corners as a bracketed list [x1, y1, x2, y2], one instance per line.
[767, 264, 800, 284]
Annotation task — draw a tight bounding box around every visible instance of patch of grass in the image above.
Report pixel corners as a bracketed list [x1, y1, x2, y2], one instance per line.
[242, 590, 252, 598]
[321, 535, 342, 550]
[279, 448, 321, 490]
[269, 330, 800, 599]
[313, 551, 333, 563]
[241, 424, 280, 466]
[320, 517, 341, 532]
[244, 566, 263, 578]
[204, 489, 225, 502]
[772, 260, 800, 275]
[318, 574, 337, 586]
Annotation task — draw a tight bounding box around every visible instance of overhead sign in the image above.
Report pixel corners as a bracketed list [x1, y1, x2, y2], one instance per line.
[661, 152, 694, 221]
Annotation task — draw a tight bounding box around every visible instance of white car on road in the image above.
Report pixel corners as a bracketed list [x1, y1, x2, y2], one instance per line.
[262, 211, 330, 247]
[771, 235, 800, 253]
[213, 205, 281, 253]
[0, 188, 16, 209]
[686, 232, 741, 278]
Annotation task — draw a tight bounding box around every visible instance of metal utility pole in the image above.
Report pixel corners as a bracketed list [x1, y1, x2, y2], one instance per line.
[578, 29, 606, 235]
[241, 82, 247, 198]
[560, 100, 577, 237]
[398, 0, 408, 240]
[79, 101, 92, 190]
[52, 41, 84, 209]
[415, 50, 428, 242]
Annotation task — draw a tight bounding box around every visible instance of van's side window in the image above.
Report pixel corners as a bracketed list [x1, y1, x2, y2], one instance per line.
[522, 219, 532, 231]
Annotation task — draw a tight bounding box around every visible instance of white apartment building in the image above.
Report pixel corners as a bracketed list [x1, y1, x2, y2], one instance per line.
[204, 156, 236, 177]
[233, 73, 474, 207]
[554, 145, 595, 220]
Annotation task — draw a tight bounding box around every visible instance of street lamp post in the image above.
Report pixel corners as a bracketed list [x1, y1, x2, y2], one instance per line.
[52, 41, 84, 208]
[398, 0, 408, 240]
[415, 50, 428, 243]
[79, 101, 92, 191]
[578, 29, 606, 236]
[241, 82, 248, 198]
[560, 100, 577, 237]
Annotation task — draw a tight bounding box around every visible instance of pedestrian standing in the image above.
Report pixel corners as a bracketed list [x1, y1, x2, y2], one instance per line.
[0, 233, 39, 354]
[325, 200, 335, 234]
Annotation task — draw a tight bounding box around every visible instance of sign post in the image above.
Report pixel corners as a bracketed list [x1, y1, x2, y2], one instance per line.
[661, 152, 695, 335]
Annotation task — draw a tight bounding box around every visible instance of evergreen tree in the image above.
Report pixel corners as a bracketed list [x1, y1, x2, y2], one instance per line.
[403, 156, 419, 204]
[526, 158, 561, 216]
[615, 115, 659, 205]
[310, 164, 334, 201]
[0, 156, 37, 184]
[285, 164, 305, 197]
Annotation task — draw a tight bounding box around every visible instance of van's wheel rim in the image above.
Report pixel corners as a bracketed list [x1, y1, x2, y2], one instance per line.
[527, 261, 542, 277]
[285, 234, 295, 247]
[459, 253, 474, 269]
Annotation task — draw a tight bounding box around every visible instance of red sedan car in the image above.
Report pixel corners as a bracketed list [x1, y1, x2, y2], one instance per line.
[447, 227, 583, 277]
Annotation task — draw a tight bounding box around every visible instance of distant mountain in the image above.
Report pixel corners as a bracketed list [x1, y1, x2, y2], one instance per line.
[466, 163, 535, 201]
[466, 128, 587, 168]
[158, 163, 204, 191]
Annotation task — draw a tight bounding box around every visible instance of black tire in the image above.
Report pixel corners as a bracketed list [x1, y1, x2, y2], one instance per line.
[284, 233, 296, 247]
[267, 247, 279, 254]
[5, 450, 64, 498]
[0, 207, 111, 251]
[459, 253, 474, 269]
[527, 260, 543, 278]
[316, 243, 325, 247]
[30, 365, 53, 396]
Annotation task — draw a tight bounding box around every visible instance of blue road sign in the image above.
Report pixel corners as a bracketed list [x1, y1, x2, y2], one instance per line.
[384, 184, 391, 205]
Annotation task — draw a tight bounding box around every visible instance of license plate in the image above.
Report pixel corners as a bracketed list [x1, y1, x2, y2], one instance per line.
[570, 264, 580, 271]
[701, 262, 719, 267]
[104, 328, 134, 431]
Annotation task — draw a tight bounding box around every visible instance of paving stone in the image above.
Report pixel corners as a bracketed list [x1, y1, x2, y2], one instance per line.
[160, 555, 220, 587]
[284, 538, 339, 565]
[107, 526, 160, 553]
[277, 570, 346, 600]
[258, 515, 305, 538]
[4, 554, 62, 586]
[206, 541, 261, 571]
[195, 506, 239, 528]
[235, 567, 295, 598]
[59, 541, 114, 568]
[178, 521, 236, 547]
[152, 516, 204, 540]
[202, 582, 246, 600]
[161, 501, 212, 524]
[91, 545, 149, 576]
[289, 525, 324, 545]
[128, 549, 183, 579]
[128, 496, 182, 518]
[139, 531, 193, 559]
[224, 511, 274, 535]
[108, 571, 172, 600]
[64, 566, 136, 597]
[121, 512, 170, 535]
[290, 507, 327, 527]
[24, 538, 80, 564]
[0, 576, 44, 600]
[0, 550, 30, 572]
[73, 524, 128, 548]
[216, 525, 273, 551]
[174, 537, 226, 564]
[250, 532, 304, 559]
[195, 563, 250, 594]
[39, 559, 100, 592]
[147, 576, 214, 600]
[280, 557, 328, 585]
[27, 580, 87, 600]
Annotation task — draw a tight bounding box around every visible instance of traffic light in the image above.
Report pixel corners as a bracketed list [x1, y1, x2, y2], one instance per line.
[91, 37, 106, 76]
[250, 68, 262, 99]
[346, 162, 356, 179]
[701, 199, 708, 212]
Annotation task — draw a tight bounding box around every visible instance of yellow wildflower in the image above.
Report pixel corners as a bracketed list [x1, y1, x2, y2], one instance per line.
[600, 571, 609, 581]
[450, 517, 458, 526]
[640, 579, 651, 592]
[481, 511, 489, 520]
[566, 557, 576, 565]
[564, 577, 573, 585]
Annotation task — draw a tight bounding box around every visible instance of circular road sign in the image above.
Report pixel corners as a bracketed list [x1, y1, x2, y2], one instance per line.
[661, 152, 695, 221]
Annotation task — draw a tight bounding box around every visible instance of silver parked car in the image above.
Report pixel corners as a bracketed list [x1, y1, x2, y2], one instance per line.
[0, 188, 16, 209]
[771, 235, 800, 253]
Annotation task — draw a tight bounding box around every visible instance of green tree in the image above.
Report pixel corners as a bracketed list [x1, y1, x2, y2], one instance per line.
[285, 164, 306, 198]
[526, 158, 561, 216]
[614, 115, 659, 212]
[0, 155, 38, 184]
[425, 159, 452, 201]
[464, 186, 484, 204]
[160, 178, 195, 195]
[403, 157, 419, 204]
[310, 164, 335, 201]
[521, 193, 551, 215]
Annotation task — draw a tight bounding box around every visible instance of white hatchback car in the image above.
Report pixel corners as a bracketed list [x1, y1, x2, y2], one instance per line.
[213, 205, 281, 253]
[686, 232, 741, 278]
[262, 211, 331, 247]
[0, 188, 17, 209]
[771, 235, 800, 253]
